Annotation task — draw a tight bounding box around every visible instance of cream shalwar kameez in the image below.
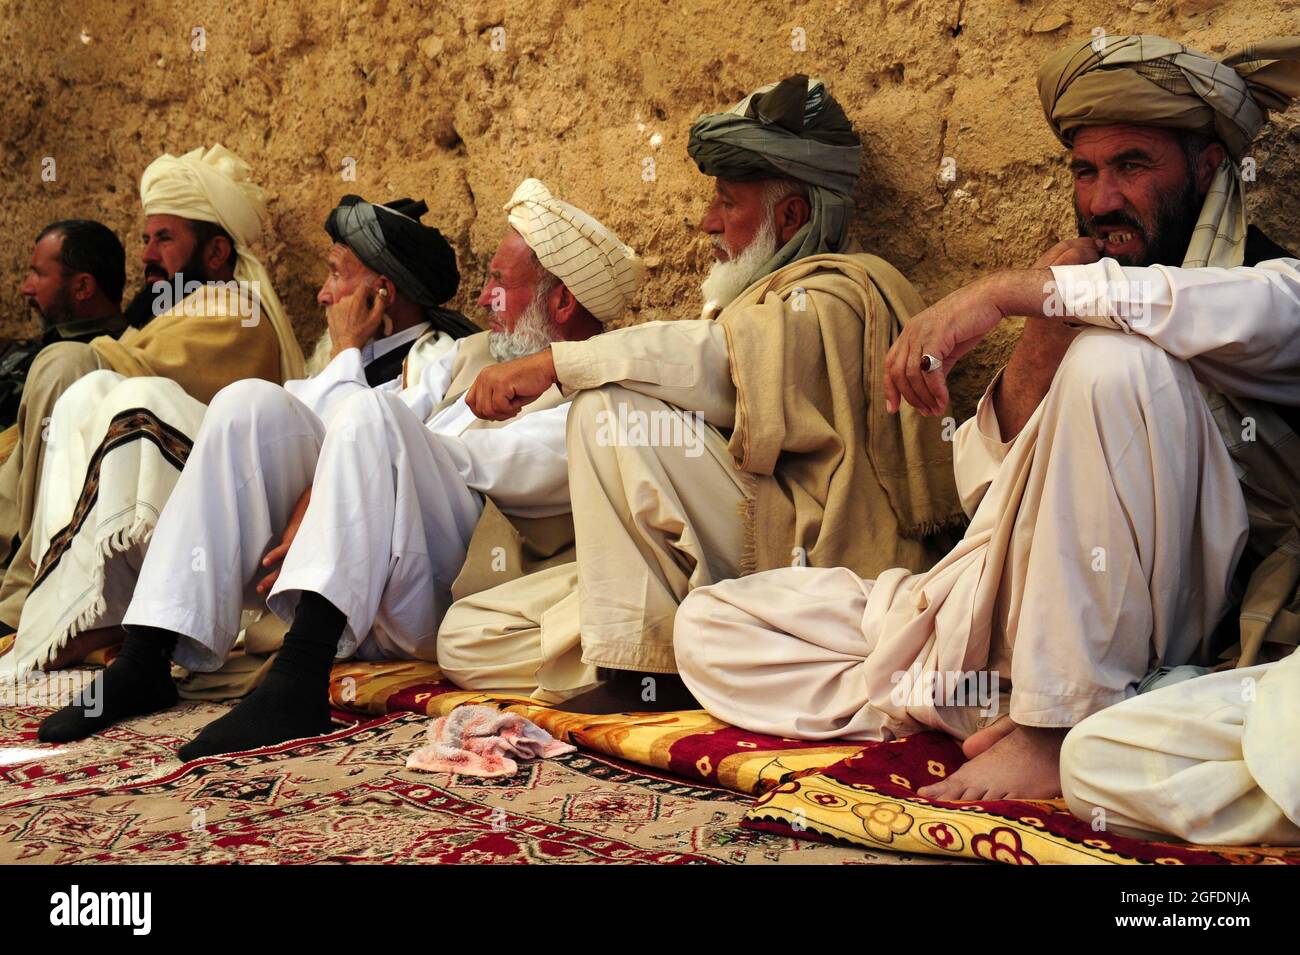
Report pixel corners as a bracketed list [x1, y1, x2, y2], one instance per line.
[673, 257, 1300, 742]
[437, 319, 750, 694]
[1060, 650, 1300, 845]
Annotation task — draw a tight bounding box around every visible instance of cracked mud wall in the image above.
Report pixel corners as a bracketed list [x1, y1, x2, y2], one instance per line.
[2, 0, 1297, 417]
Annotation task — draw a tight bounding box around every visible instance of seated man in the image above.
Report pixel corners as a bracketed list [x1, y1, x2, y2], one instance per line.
[3, 219, 128, 426]
[1060, 653, 1300, 845]
[0, 145, 304, 634]
[671, 34, 1300, 800]
[39, 179, 642, 760]
[9, 194, 471, 678]
[446, 75, 962, 711]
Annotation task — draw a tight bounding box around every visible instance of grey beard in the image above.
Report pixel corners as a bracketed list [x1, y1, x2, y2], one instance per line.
[487, 292, 560, 363]
[699, 215, 779, 313]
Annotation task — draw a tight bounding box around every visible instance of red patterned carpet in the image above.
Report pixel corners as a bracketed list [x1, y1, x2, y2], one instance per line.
[0, 676, 950, 865]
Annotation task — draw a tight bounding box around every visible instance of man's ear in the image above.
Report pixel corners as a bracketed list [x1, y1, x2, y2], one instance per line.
[549, 283, 579, 325]
[775, 193, 812, 245]
[70, 272, 96, 304]
[1197, 141, 1228, 194]
[375, 274, 397, 303]
[205, 234, 234, 274]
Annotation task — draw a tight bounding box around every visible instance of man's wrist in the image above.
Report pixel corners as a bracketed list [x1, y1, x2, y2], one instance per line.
[988, 268, 1056, 321]
[331, 340, 365, 358]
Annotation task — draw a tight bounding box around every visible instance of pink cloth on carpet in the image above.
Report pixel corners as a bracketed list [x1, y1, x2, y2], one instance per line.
[406, 704, 577, 778]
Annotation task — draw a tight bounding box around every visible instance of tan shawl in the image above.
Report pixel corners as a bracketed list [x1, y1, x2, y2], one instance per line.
[90, 284, 283, 403]
[720, 252, 965, 578]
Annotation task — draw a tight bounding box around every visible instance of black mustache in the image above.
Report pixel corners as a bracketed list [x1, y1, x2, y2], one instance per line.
[1083, 213, 1146, 235]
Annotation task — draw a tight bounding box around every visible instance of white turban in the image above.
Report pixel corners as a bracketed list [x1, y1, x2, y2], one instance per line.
[140, 144, 305, 380]
[504, 178, 643, 324]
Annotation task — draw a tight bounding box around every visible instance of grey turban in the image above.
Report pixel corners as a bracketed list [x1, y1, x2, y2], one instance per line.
[325, 195, 477, 338]
[687, 74, 862, 273]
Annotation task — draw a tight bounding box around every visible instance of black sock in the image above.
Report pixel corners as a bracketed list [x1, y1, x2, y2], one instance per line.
[177, 592, 344, 761]
[38, 626, 179, 743]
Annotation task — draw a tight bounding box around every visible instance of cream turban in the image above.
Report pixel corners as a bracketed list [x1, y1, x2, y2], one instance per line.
[503, 178, 643, 324]
[140, 144, 305, 380]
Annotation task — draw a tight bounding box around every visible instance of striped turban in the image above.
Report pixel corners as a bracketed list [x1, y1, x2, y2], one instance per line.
[504, 179, 643, 324]
[687, 74, 862, 275]
[140, 144, 305, 379]
[1039, 35, 1300, 268]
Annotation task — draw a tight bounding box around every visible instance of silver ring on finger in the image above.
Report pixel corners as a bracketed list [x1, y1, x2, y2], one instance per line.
[919, 353, 942, 374]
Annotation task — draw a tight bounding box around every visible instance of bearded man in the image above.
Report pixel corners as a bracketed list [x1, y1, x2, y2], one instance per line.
[442, 75, 962, 712]
[0, 145, 304, 636]
[37, 179, 643, 761]
[7, 193, 469, 682]
[2, 220, 128, 425]
[671, 35, 1300, 806]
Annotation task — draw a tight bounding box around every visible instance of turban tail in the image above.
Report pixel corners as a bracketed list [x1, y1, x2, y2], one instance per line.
[326, 195, 477, 339]
[140, 144, 305, 380]
[504, 178, 644, 324]
[1039, 34, 1300, 268]
[687, 75, 863, 275]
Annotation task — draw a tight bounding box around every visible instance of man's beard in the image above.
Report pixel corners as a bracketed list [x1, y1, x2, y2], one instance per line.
[121, 245, 217, 328]
[1075, 176, 1203, 267]
[488, 284, 562, 363]
[29, 288, 75, 330]
[304, 328, 335, 377]
[699, 214, 780, 313]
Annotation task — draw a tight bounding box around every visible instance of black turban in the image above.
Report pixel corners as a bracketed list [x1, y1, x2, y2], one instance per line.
[325, 195, 476, 338]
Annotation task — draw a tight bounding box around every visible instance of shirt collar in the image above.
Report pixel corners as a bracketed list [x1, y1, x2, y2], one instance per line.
[360, 321, 430, 366]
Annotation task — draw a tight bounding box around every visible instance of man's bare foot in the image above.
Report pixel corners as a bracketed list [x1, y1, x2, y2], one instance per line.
[960, 714, 1016, 759]
[46, 626, 126, 670]
[917, 723, 1067, 801]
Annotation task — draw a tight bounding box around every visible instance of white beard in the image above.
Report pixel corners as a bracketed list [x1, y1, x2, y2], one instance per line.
[487, 287, 560, 363]
[700, 215, 779, 314]
[304, 329, 334, 377]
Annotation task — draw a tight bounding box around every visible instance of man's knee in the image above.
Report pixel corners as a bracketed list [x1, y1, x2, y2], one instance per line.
[1053, 329, 1187, 398]
[327, 388, 393, 437]
[435, 606, 474, 675]
[97, 375, 187, 412]
[1058, 710, 1120, 816]
[673, 585, 722, 687]
[206, 378, 297, 433]
[566, 384, 689, 462]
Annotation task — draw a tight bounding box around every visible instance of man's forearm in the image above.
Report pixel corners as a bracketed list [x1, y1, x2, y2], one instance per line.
[985, 268, 1075, 440]
[991, 319, 1078, 441]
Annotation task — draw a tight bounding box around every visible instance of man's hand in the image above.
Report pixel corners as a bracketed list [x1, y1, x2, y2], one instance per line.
[1033, 237, 1104, 269]
[256, 484, 312, 596]
[884, 270, 1050, 416]
[466, 348, 558, 420]
[328, 277, 388, 357]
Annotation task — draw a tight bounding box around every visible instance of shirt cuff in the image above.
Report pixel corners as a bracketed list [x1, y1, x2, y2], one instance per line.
[550, 340, 599, 392]
[330, 346, 366, 379]
[1049, 259, 1134, 331]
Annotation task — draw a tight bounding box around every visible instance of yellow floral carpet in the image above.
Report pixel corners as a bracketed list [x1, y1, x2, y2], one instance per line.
[329, 661, 1300, 866]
